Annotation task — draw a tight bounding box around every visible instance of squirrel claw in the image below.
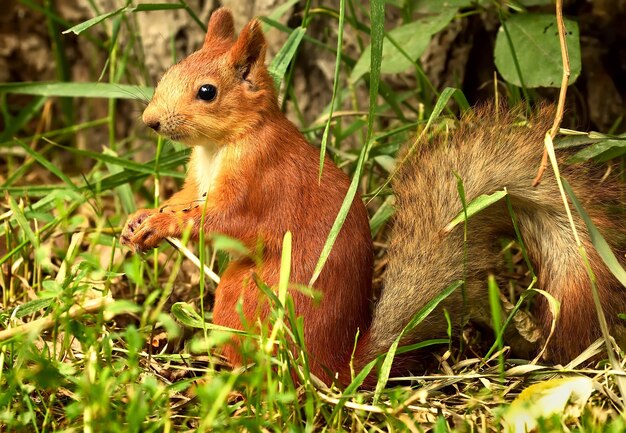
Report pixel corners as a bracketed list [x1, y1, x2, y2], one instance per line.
[121, 209, 158, 251]
[123, 212, 176, 253]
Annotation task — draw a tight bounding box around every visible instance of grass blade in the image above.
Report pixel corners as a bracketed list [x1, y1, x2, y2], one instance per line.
[265, 232, 292, 352]
[63, 4, 185, 35]
[562, 178, 626, 286]
[269, 27, 305, 90]
[45, 0, 73, 124]
[8, 197, 39, 248]
[487, 275, 505, 379]
[445, 190, 508, 232]
[0, 82, 153, 100]
[368, 86, 463, 204]
[53, 143, 184, 178]
[318, 0, 346, 180]
[63, 7, 125, 35]
[0, 96, 46, 142]
[14, 138, 78, 191]
[373, 280, 462, 402]
[309, 0, 384, 286]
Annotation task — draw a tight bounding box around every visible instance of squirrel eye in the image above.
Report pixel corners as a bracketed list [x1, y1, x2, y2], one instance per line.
[197, 84, 217, 101]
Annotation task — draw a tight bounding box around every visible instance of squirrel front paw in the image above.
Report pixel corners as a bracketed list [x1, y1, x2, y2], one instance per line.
[120, 209, 167, 253]
[121, 207, 197, 253]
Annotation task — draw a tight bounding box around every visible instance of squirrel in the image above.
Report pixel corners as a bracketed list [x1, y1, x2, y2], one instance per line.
[121, 8, 626, 386]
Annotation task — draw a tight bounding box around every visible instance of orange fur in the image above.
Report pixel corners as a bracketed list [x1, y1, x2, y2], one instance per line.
[121, 9, 372, 383]
[121, 9, 626, 387]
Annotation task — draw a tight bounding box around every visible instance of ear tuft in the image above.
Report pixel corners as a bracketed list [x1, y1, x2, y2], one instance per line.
[229, 19, 267, 77]
[204, 7, 235, 46]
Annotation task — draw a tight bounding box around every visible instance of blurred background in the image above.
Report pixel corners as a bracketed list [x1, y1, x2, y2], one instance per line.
[3, 0, 626, 144]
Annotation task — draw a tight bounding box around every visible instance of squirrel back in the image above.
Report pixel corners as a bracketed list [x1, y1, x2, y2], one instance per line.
[124, 9, 626, 387]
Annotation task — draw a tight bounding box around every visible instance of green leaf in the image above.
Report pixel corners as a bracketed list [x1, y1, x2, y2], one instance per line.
[0, 148, 190, 198]
[171, 302, 249, 336]
[350, 7, 457, 83]
[0, 82, 153, 100]
[555, 134, 602, 149]
[568, 138, 626, 163]
[170, 302, 206, 329]
[157, 312, 181, 339]
[1, 118, 108, 153]
[0, 190, 77, 237]
[434, 416, 449, 433]
[494, 13, 581, 88]
[1, 185, 74, 196]
[268, 27, 305, 89]
[11, 298, 54, 319]
[394, 338, 449, 356]
[445, 190, 508, 232]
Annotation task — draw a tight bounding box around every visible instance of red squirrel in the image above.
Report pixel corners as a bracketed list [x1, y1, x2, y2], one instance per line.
[121, 8, 626, 385]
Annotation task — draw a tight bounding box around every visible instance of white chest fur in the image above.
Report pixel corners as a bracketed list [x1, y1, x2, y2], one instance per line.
[192, 145, 225, 200]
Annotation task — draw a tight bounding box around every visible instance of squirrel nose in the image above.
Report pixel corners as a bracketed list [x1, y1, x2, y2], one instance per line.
[145, 119, 160, 131]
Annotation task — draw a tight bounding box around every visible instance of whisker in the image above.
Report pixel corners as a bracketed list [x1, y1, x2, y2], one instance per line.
[135, 86, 152, 104]
[133, 112, 145, 123]
[180, 119, 216, 141]
[111, 83, 150, 105]
[176, 119, 212, 141]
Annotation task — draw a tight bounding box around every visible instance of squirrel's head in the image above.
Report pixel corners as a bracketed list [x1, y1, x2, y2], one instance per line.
[142, 8, 277, 146]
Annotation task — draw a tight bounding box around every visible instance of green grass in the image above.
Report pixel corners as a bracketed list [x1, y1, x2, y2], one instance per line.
[1, 0, 626, 431]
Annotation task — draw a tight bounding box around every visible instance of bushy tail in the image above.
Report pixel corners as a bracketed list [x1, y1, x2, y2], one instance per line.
[350, 105, 626, 383]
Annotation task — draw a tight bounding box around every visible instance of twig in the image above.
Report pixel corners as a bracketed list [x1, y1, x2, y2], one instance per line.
[532, 0, 570, 186]
[166, 237, 220, 284]
[317, 390, 390, 414]
[0, 296, 114, 341]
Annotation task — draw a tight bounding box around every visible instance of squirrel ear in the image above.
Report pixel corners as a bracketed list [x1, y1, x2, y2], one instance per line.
[229, 19, 266, 80]
[204, 8, 235, 46]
